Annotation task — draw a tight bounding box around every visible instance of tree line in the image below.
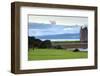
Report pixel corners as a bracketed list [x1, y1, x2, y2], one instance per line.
[28, 36, 80, 52]
[28, 36, 52, 49]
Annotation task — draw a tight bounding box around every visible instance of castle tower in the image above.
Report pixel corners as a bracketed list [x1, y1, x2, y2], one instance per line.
[80, 26, 88, 42]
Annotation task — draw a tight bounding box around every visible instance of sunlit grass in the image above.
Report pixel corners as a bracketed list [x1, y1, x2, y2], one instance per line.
[28, 48, 88, 61]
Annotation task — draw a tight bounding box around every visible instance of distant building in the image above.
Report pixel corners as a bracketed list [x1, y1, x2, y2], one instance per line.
[80, 26, 88, 42]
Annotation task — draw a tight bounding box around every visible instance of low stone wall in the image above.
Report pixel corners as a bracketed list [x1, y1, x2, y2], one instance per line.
[52, 42, 87, 49]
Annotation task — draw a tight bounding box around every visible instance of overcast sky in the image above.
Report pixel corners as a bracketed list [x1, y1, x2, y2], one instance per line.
[28, 15, 88, 41]
[29, 15, 88, 26]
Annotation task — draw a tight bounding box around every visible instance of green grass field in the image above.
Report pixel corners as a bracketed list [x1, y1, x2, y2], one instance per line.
[28, 48, 88, 61]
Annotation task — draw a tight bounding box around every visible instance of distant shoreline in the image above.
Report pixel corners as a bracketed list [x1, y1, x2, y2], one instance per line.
[41, 39, 80, 41]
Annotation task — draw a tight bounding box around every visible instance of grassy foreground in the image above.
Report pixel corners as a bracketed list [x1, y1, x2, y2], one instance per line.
[28, 48, 88, 61]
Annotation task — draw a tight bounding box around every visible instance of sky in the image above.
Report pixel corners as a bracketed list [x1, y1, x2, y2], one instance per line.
[29, 15, 88, 25]
[28, 22, 80, 36]
[28, 15, 88, 41]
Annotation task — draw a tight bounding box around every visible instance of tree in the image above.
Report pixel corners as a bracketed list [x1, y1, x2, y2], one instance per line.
[28, 36, 35, 48]
[33, 39, 42, 48]
[28, 36, 42, 49]
[39, 40, 52, 48]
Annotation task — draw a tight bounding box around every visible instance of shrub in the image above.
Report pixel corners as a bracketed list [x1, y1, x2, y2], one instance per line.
[73, 48, 80, 52]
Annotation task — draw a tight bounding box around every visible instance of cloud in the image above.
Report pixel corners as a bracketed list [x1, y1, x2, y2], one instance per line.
[29, 26, 80, 36]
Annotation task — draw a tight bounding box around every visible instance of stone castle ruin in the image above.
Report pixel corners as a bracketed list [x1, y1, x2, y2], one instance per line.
[80, 26, 88, 42]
